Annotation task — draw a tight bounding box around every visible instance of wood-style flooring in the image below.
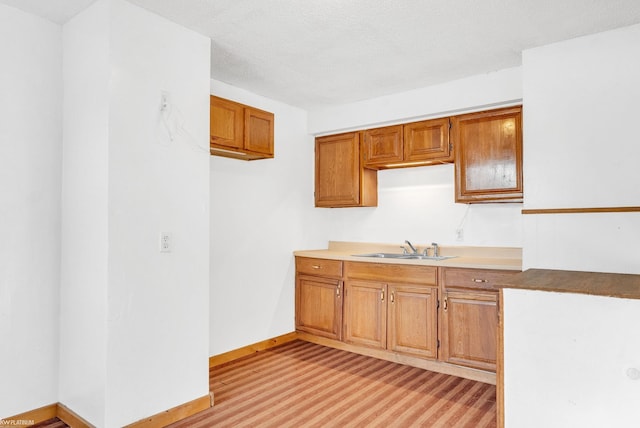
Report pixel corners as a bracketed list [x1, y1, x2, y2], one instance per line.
[171, 340, 496, 427]
[31, 339, 496, 427]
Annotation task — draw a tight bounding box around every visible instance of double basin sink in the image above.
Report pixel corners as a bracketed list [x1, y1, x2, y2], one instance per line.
[353, 253, 456, 261]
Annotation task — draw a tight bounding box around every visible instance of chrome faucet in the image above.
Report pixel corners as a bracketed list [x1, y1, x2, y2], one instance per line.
[431, 242, 440, 257]
[404, 240, 419, 255]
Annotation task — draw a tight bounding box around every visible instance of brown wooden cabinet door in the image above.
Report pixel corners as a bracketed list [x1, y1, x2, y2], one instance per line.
[315, 132, 377, 207]
[362, 125, 404, 167]
[403, 118, 452, 163]
[343, 280, 386, 349]
[296, 274, 342, 340]
[453, 106, 523, 202]
[440, 289, 498, 371]
[244, 107, 274, 157]
[210, 95, 244, 150]
[387, 284, 438, 359]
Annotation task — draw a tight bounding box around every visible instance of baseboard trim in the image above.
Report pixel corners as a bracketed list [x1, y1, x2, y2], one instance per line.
[4, 393, 212, 428]
[124, 393, 213, 428]
[209, 332, 298, 368]
[2, 403, 57, 426]
[3, 402, 93, 428]
[56, 403, 93, 428]
[297, 331, 496, 385]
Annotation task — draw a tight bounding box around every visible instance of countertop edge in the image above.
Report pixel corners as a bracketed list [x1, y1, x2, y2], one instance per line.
[293, 249, 522, 271]
[498, 268, 640, 300]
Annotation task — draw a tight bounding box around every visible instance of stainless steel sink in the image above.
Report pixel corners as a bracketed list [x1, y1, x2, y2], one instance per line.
[353, 253, 456, 261]
[402, 254, 457, 261]
[352, 252, 408, 259]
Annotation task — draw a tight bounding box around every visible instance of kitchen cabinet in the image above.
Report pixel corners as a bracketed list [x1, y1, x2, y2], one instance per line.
[315, 132, 377, 207]
[343, 279, 387, 349]
[387, 283, 438, 359]
[362, 125, 404, 167]
[210, 95, 274, 160]
[362, 118, 452, 169]
[295, 257, 343, 340]
[343, 262, 438, 359]
[452, 106, 523, 202]
[403, 117, 453, 164]
[439, 267, 518, 371]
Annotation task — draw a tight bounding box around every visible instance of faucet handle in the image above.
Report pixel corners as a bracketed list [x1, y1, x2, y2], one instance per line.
[400, 246, 409, 255]
[422, 247, 430, 257]
[431, 242, 439, 257]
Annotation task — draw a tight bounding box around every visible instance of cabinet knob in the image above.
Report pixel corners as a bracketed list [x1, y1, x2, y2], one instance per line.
[472, 278, 488, 283]
[312, 265, 321, 269]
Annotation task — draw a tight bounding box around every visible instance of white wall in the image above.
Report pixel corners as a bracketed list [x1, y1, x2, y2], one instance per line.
[505, 23, 640, 427]
[308, 67, 525, 249]
[324, 165, 523, 248]
[522, 23, 640, 273]
[0, 4, 62, 418]
[503, 289, 640, 428]
[209, 80, 324, 355]
[308, 67, 522, 135]
[61, 1, 211, 426]
[59, 1, 109, 422]
[106, 2, 210, 426]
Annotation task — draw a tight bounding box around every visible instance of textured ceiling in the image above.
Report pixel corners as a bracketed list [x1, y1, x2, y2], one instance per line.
[4, 0, 640, 109]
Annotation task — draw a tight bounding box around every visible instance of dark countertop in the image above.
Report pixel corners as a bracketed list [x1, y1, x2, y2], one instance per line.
[499, 268, 640, 300]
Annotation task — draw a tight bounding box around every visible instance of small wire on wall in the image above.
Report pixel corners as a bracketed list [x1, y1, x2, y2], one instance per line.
[157, 90, 209, 154]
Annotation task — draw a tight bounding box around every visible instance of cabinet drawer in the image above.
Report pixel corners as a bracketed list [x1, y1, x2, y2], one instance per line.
[344, 261, 437, 285]
[441, 267, 519, 291]
[296, 257, 343, 278]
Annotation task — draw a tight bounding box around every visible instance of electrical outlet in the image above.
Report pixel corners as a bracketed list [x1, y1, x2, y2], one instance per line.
[160, 232, 172, 253]
[455, 228, 464, 242]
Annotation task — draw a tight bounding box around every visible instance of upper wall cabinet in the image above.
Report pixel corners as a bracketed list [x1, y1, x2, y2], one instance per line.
[452, 106, 523, 203]
[315, 132, 377, 208]
[362, 125, 404, 167]
[210, 95, 274, 160]
[403, 117, 453, 164]
[362, 118, 453, 169]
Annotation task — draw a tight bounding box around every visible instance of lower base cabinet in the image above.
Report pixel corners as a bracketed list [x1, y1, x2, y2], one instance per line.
[295, 256, 518, 378]
[440, 289, 498, 371]
[343, 279, 386, 349]
[297, 275, 342, 340]
[343, 262, 438, 359]
[440, 267, 518, 371]
[295, 257, 343, 341]
[387, 283, 438, 359]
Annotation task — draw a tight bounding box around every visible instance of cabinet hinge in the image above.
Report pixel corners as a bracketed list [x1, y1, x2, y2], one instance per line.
[437, 299, 440, 309]
[449, 120, 452, 130]
[449, 142, 453, 151]
[437, 339, 440, 348]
